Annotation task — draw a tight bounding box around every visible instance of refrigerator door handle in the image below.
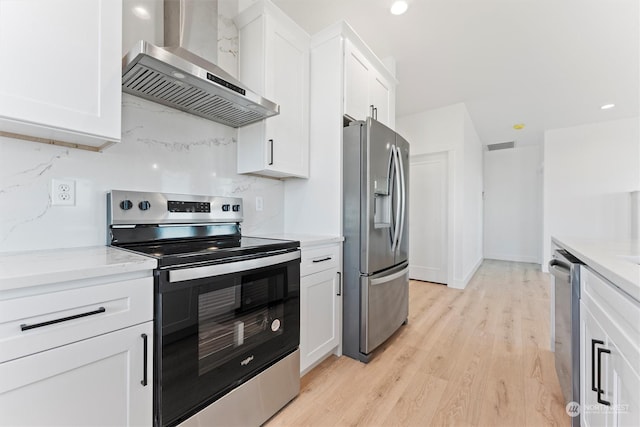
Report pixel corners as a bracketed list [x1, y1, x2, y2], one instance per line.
[387, 149, 396, 244]
[391, 146, 402, 252]
[396, 146, 406, 251]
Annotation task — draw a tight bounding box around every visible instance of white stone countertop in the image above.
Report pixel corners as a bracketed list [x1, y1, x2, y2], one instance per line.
[0, 246, 157, 293]
[252, 233, 344, 248]
[553, 236, 640, 302]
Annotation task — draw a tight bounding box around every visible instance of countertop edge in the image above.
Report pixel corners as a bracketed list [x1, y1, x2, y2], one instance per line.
[0, 246, 157, 293]
[552, 236, 640, 302]
[252, 234, 344, 248]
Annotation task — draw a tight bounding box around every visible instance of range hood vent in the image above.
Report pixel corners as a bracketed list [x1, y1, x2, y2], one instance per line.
[122, 0, 279, 128]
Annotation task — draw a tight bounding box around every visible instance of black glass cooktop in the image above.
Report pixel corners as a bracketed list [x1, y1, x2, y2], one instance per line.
[117, 236, 299, 268]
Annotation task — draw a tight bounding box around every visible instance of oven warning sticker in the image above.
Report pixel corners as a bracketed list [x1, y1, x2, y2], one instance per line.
[271, 319, 281, 332]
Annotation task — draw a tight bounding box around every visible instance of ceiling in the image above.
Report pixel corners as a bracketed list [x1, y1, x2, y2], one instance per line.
[271, 0, 639, 146]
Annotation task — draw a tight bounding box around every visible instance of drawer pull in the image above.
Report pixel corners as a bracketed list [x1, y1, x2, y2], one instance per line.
[141, 333, 148, 386]
[20, 307, 106, 331]
[591, 339, 604, 391]
[596, 347, 611, 406]
[312, 257, 332, 263]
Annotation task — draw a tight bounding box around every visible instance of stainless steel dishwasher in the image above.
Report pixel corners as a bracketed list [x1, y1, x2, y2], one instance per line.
[549, 249, 583, 427]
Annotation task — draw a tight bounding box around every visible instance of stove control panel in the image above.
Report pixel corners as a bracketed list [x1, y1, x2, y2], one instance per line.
[168, 201, 211, 213]
[108, 190, 243, 225]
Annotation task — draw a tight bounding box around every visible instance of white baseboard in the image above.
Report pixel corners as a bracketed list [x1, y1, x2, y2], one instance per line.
[484, 253, 540, 263]
[448, 257, 483, 290]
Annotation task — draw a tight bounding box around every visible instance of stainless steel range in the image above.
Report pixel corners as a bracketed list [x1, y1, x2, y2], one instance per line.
[107, 190, 300, 427]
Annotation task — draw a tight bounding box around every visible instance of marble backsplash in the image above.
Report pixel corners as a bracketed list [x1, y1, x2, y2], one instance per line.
[0, 94, 285, 253]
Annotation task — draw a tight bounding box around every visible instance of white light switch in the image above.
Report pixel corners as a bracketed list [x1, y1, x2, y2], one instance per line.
[255, 196, 263, 211]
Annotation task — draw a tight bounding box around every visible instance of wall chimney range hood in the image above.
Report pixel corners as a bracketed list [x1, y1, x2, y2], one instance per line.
[122, 1, 279, 128]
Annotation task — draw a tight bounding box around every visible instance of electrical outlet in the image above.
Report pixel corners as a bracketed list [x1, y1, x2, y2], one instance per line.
[255, 196, 263, 212]
[51, 179, 76, 206]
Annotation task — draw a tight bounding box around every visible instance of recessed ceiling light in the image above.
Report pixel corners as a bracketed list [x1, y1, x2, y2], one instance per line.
[513, 123, 525, 130]
[390, 1, 408, 15]
[600, 104, 615, 110]
[132, 6, 151, 20]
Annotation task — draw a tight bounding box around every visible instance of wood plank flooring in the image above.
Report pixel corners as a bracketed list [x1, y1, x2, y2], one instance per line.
[267, 260, 570, 427]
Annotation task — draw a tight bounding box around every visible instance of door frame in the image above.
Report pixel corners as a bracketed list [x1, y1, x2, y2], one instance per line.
[408, 150, 452, 285]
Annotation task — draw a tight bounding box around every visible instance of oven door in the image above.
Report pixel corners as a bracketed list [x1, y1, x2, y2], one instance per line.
[155, 250, 300, 427]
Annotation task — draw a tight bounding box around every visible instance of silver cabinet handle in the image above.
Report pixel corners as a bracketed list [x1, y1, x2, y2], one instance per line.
[337, 272, 342, 296]
[268, 139, 274, 165]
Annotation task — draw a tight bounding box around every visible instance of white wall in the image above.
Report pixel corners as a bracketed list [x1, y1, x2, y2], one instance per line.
[542, 117, 640, 268]
[396, 104, 464, 156]
[461, 108, 484, 283]
[484, 145, 542, 263]
[0, 5, 284, 253]
[396, 103, 483, 289]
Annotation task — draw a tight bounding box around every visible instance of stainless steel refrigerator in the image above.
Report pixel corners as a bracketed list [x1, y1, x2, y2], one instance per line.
[343, 117, 410, 363]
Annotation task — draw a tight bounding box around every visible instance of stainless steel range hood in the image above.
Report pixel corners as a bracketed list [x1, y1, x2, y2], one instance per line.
[122, 0, 279, 128]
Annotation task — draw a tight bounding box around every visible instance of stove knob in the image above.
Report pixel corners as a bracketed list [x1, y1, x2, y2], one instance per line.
[232, 204, 240, 212]
[222, 204, 231, 212]
[139, 201, 151, 211]
[119, 200, 133, 210]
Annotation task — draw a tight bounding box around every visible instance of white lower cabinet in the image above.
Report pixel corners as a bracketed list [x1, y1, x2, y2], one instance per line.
[0, 322, 153, 426]
[299, 243, 342, 374]
[580, 266, 640, 427]
[0, 274, 154, 426]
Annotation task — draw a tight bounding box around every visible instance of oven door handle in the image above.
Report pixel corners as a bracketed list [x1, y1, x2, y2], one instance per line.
[169, 250, 301, 283]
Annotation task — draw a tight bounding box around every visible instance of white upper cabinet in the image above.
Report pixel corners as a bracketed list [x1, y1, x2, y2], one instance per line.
[344, 38, 396, 129]
[0, 0, 122, 151]
[235, 0, 310, 178]
[344, 43, 371, 124]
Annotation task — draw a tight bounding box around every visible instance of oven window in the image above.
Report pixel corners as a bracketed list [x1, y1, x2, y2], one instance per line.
[198, 268, 286, 375]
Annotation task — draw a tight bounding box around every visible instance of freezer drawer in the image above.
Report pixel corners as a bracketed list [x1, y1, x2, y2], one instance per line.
[360, 264, 409, 354]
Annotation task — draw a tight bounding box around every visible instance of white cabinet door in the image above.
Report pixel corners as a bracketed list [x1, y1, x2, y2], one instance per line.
[581, 266, 640, 427]
[609, 336, 640, 426]
[300, 268, 340, 374]
[344, 40, 371, 122]
[264, 17, 309, 177]
[0, 0, 122, 150]
[581, 302, 610, 427]
[369, 68, 392, 128]
[343, 38, 395, 129]
[0, 322, 153, 427]
[236, 2, 309, 178]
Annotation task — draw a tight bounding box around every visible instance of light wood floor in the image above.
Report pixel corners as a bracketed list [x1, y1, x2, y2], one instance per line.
[267, 260, 570, 427]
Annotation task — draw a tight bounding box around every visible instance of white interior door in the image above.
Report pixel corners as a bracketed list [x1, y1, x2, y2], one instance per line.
[409, 152, 448, 284]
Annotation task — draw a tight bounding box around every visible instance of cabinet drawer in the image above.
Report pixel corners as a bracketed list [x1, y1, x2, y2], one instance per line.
[582, 266, 640, 337]
[301, 245, 340, 276]
[0, 277, 152, 363]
